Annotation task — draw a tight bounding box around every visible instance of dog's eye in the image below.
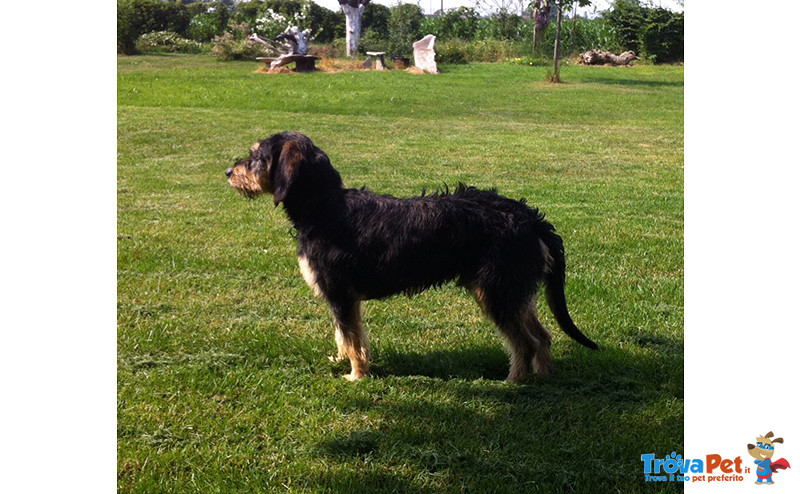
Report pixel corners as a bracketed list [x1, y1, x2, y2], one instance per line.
[764, 444, 773, 450]
[757, 443, 763, 448]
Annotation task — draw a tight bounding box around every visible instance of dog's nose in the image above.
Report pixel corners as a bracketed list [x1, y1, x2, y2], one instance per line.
[225, 167, 233, 178]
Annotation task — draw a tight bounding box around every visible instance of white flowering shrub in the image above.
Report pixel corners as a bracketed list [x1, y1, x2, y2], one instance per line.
[253, 4, 315, 40]
[136, 31, 204, 53]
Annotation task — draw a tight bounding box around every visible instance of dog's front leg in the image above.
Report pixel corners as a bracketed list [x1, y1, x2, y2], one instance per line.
[330, 299, 371, 381]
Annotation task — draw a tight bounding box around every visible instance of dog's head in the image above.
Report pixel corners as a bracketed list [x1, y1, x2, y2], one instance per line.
[748, 432, 783, 460]
[226, 132, 341, 206]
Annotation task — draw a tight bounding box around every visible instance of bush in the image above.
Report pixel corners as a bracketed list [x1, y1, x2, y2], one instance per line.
[305, 2, 345, 42]
[136, 31, 204, 53]
[435, 39, 469, 64]
[464, 38, 525, 62]
[230, 0, 342, 43]
[253, 7, 305, 39]
[605, 1, 683, 63]
[363, 3, 390, 39]
[487, 11, 525, 40]
[422, 7, 480, 41]
[388, 3, 424, 57]
[118, 0, 191, 54]
[605, 0, 646, 52]
[639, 8, 683, 63]
[434, 38, 528, 64]
[211, 23, 266, 61]
[308, 38, 346, 59]
[358, 29, 389, 55]
[188, 13, 222, 42]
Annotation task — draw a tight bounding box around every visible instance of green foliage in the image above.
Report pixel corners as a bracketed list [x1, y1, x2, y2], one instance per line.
[422, 7, 480, 41]
[358, 28, 388, 55]
[388, 3, 424, 57]
[187, 3, 229, 42]
[211, 22, 265, 61]
[363, 3, 390, 38]
[487, 11, 526, 40]
[117, 0, 682, 64]
[230, 0, 343, 43]
[356, 3, 391, 54]
[605, 0, 646, 52]
[639, 8, 683, 63]
[504, 55, 550, 66]
[136, 30, 205, 53]
[253, 7, 303, 39]
[118, 0, 192, 54]
[434, 39, 469, 64]
[605, 1, 683, 64]
[544, 16, 622, 55]
[420, 7, 622, 60]
[306, 1, 345, 42]
[463, 38, 528, 62]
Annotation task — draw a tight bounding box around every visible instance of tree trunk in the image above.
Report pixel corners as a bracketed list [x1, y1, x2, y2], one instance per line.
[341, 3, 365, 58]
[532, 2, 550, 54]
[552, 6, 562, 81]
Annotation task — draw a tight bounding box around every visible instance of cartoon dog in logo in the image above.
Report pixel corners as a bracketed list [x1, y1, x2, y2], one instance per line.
[747, 431, 791, 484]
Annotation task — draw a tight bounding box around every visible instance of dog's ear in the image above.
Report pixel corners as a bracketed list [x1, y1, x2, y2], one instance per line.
[272, 140, 305, 205]
[772, 437, 784, 444]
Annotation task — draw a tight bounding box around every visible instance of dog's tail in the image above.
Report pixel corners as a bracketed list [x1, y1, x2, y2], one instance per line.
[541, 230, 599, 350]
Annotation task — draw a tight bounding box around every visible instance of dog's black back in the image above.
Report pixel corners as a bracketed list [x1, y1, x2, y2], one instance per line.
[297, 186, 550, 303]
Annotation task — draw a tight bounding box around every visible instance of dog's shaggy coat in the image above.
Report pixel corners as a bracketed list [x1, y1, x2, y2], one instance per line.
[226, 132, 598, 382]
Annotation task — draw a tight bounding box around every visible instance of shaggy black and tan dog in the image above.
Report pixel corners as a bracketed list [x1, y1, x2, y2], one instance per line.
[226, 132, 598, 382]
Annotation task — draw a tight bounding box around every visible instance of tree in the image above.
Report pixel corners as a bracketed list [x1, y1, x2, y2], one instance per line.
[532, 0, 552, 53]
[339, 0, 370, 57]
[388, 3, 423, 58]
[548, 0, 591, 83]
[605, 0, 646, 52]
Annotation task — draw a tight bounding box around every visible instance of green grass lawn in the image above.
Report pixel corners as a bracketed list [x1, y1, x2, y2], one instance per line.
[118, 54, 683, 493]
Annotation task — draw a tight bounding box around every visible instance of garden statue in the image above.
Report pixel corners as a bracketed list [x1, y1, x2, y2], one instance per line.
[412, 35, 438, 74]
[249, 26, 317, 71]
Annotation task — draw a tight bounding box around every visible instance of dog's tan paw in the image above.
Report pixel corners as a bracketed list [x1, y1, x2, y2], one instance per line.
[343, 371, 366, 381]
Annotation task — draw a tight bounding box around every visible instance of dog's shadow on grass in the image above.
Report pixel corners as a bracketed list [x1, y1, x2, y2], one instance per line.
[587, 77, 684, 88]
[370, 344, 511, 381]
[314, 336, 683, 492]
[369, 332, 682, 383]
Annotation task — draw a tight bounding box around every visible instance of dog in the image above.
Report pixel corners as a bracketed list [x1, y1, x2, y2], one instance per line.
[226, 132, 598, 382]
[747, 432, 791, 484]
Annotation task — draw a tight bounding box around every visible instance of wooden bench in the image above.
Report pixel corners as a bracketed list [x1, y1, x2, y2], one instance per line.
[256, 55, 319, 72]
[363, 51, 387, 70]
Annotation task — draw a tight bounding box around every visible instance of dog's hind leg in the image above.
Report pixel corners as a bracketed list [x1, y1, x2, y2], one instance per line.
[524, 309, 553, 376]
[472, 287, 538, 383]
[498, 317, 537, 383]
[330, 299, 371, 381]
